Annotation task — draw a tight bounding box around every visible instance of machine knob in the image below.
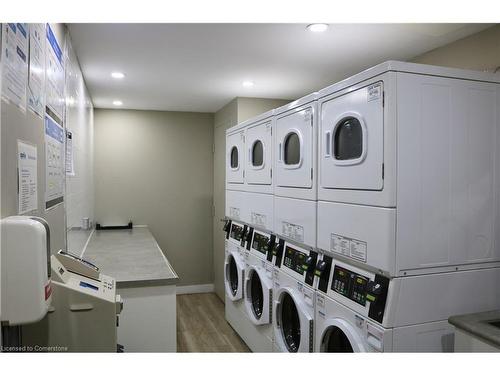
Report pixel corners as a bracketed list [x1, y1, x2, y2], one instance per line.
[366, 280, 382, 302]
[314, 260, 327, 277]
[302, 256, 315, 272]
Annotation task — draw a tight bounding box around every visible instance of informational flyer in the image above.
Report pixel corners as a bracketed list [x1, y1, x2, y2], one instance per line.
[65, 130, 75, 176]
[17, 140, 38, 214]
[45, 24, 64, 121]
[1, 23, 29, 111]
[45, 114, 65, 209]
[28, 23, 45, 117]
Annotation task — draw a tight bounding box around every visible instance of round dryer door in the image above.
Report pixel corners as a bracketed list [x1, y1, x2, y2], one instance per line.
[274, 288, 313, 352]
[319, 319, 367, 352]
[225, 252, 244, 301]
[244, 266, 272, 325]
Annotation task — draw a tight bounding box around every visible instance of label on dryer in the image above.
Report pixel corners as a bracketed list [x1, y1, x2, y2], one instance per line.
[282, 221, 304, 243]
[367, 82, 382, 102]
[251, 212, 266, 227]
[304, 108, 312, 122]
[229, 207, 240, 219]
[331, 233, 367, 262]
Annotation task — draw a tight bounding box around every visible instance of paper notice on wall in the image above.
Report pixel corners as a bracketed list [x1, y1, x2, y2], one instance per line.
[28, 23, 45, 117]
[1, 23, 29, 111]
[17, 140, 38, 214]
[45, 114, 65, 209]
[65, 130, 75, 176]
[45, 24, 64, 121]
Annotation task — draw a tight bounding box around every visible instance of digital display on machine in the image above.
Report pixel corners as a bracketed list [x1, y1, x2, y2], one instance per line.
[331, 265, 368, 306]
[230, 224, 244, 241]
[252, 232, 270, 255]
[283, 246, 307, 275]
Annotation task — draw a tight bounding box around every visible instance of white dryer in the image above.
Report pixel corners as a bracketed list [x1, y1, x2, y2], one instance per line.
[226, 124, 246, 192]
[274, 94, 318, 248]
[314, 256, 500, 352]
[272, 240, 319, 352]
[317, 61, 500, 276]
[242, 228, 276, 352]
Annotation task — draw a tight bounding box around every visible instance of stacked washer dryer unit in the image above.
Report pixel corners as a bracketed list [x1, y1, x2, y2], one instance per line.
[225, 110, 276, 352]
[314, 61, 500, 352]
[272, 94, 320, 352]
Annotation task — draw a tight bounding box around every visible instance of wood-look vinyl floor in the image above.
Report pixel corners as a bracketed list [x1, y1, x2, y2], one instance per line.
[177, 293, 250, 352]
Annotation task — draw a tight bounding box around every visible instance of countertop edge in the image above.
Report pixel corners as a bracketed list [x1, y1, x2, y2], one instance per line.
[449, 312, 500, 348]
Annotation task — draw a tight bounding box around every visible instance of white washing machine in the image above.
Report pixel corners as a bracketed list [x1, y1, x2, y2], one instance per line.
[272, 240, 319, 352]
[223, 220, 249, 333]
[314, 255, 500, 352]
[242, 228, 276, 352]
[274, 93, 318, 248]
[317, 61, 500, 276]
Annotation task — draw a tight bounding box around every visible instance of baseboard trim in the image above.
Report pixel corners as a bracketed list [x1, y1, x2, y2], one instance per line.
[176, 283, 215, 295]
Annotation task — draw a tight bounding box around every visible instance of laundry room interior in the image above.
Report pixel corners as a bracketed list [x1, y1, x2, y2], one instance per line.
[1, 1, 500, 371]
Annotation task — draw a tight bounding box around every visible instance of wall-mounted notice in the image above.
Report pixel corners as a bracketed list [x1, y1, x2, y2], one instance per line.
[65, 130, 75, 176]
[1, 23, 29, 111]
[28, 23, 45, 117]
[45, 114, 64, 209]
[45, 24, 64, 121]
[17, 140, 38, 214]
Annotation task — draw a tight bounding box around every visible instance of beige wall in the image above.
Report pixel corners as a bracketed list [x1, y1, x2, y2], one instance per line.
[412, 25, 500, 71]
[94, 109, 214, 287]
[212, 97, 290, 300]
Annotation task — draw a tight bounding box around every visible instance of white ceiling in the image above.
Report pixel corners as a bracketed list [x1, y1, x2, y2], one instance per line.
[68, 23, 491, 113]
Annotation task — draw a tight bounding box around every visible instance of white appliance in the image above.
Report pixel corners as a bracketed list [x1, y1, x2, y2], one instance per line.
[226, 123, 246, 191]
[223, 220, 248, 304]
[272, 240, 319, 352]
[274, 94, 318, 248]
[0, 216, 52, 326]
[314, 256, 500, 352]
[226, 110, 275, 232]
[242, 228, 276, 352]
[23, 253, 123, 352]
[317, 61, 500, 276]
[244, 110, 274, 195]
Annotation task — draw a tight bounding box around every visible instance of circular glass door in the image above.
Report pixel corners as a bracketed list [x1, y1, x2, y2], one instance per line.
[333, 117, 363, 161]
[280, 292, 301, 352]
[228, 256, 238, 296]
[283, 132, 301, 165]
[322, 326, 354, 352]
[249, 270, 264, 319]
[252, 140, 264, 167]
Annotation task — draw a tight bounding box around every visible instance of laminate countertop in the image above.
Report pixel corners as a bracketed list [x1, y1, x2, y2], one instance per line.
[82, 227, 178, 288]
[449, 310, 500, 349]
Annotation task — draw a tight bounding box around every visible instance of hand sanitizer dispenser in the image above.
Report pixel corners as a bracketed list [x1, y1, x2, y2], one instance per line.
[0, 216, 52, 325]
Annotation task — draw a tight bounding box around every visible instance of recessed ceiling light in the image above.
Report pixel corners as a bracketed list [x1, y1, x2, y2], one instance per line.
[242, 80, 254, 88]
[111, 71, 125, 79]
[307, 23, 329, 33]
[112, 100, 123, 106]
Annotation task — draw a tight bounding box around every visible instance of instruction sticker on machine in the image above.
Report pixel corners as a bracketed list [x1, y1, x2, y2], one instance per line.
[331, 233, 367, 262]
[229, 207, 240, 220]
[282, 221, 304, 243]
[367, 82, 382, 102]
[251, 212, 266, 227]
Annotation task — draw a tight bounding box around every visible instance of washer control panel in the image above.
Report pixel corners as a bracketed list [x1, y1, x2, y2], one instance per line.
[252, 232, 270, 255]
[283, 245, 308, 275]
[230, 223, 245, 242]
[331, 265, 368, 306]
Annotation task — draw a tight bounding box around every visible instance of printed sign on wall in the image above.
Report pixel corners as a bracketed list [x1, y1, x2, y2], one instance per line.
[1, 23, 29, 111]
[45, 114, 65, 209]
[17, 140, 38, 214]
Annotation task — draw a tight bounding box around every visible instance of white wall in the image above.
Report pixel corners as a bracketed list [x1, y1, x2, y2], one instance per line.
[65, 32, 95, 234]
[94, 109, 214, 287]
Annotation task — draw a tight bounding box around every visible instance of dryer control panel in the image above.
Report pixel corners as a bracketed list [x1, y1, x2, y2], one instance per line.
[331, 265, 390, 324]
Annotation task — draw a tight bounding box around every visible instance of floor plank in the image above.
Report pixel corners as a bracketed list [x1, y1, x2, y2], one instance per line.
[176, 293, 250, 352]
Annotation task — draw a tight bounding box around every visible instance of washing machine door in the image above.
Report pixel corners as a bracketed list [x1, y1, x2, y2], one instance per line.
[275, 105, 314, 189]
[319, 318, 367, 352]
[244, 265, 272, 325]
[224, 251, 245, 301]
[274, 287, 314, 352]
[246, 121, 272, 185]
[320, 82, 384, 190]
[226, 130, 245, 184]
